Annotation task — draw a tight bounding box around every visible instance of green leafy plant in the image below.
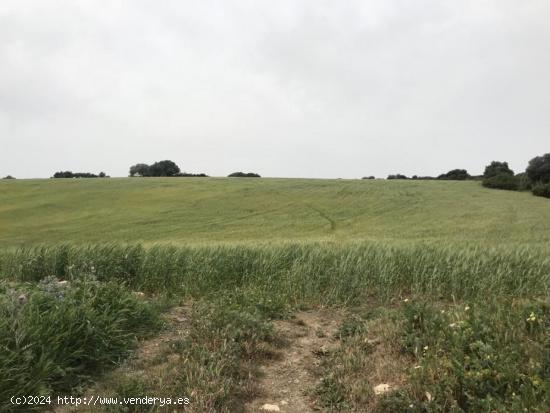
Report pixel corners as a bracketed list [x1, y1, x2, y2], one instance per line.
[0, 278, 162, 410]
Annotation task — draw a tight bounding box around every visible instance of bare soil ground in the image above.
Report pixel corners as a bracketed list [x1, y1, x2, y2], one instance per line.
[244, 309, 343, 413]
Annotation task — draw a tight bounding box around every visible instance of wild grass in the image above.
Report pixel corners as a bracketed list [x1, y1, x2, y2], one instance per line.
[314, 308, 405, 411]
[1, 241, 547, 410]
[0, 277, 163, 411]
[1, 242, 548, 302]
[164, 298, 281, 412]
[1, 178, 549, 411]
[313, 299, 550, 412]
[391, 298, 550, 412]
[67, 293, 285, 413]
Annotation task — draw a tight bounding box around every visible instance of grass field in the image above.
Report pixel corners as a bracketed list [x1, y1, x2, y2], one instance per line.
[1, 177, 550, 246]
[0, 178, 549, 412]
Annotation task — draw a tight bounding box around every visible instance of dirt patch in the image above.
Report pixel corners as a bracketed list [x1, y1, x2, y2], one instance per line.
[245, 309, 343, 413]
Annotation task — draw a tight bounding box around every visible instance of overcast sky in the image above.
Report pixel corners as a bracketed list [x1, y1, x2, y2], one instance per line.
[1, 1, 549, 179]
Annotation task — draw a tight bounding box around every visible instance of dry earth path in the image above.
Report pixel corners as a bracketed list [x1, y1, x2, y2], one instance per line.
[245, 309, 343, 413]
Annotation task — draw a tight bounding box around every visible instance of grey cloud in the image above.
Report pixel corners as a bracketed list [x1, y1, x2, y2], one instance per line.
[1, 0, 549, 178]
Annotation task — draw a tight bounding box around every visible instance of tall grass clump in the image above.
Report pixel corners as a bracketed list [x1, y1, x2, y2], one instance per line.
[1, 242, 549, 304]
[168, 298, 280, 412]
[313, 299, 550, 412]
[0, 276, 162, 410]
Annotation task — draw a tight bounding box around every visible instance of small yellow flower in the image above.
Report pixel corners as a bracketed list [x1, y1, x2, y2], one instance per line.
[464, 306, 470, 311]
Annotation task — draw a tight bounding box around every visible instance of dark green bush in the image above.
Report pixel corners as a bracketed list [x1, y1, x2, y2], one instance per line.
[52, 171, 107, 178]
[483, 161, 514, 179]
[526, 153, 550, 184]
[532, 182, 550, 199]
[482, 174, 519, 191]
[516, 172, 532, 191]
[129, 160, 181, 177]
[438, 169, 470, 180]
[227, 172, 261, 177]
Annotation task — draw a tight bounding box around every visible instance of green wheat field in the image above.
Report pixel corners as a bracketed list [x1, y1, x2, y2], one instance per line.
[1, 178, 549, 412]
[2, 177, 550, 245]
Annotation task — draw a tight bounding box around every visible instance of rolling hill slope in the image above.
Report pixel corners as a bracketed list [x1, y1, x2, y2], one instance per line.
[1, 177, 549, 246]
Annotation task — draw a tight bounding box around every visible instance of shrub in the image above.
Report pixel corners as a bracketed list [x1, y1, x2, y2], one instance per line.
[526, 153, 550, 184]
[2, 175, 15, 179]
[129, 161, 181, 177]
[482, 174, 518, 191]
[228, 172, 261, 177]
[387, 174, 408, 180]
[516, 172, 532, 191]
[362, 176, 375, 180]
[483, 161, 514, 179]
[129, 163, 150, 177]
[148, 160, 180, 177]
[174, 172, 209, 177]
[526, 153, 550, 198]
[52, 171, 106, 178]
[532, 182, 550, 199]
[438, 169, 470, 180]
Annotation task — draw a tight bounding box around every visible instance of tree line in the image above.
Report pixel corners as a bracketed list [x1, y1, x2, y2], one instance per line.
[128, 160, 259, 178]
[11, 152, 550, 198]
[44, 160, 262, 179]
[379, 169, 473, 181]
[379, 152, 550, 199]
[481, 154, 550, 198]
[52, 171, 109, 178]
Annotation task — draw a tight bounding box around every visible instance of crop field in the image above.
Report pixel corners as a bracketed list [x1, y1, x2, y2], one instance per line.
[2, 177, 550, 246]
[1, 178, 549, 412]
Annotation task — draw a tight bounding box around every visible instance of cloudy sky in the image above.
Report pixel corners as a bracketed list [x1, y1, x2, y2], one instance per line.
[1, 0, 549, 178]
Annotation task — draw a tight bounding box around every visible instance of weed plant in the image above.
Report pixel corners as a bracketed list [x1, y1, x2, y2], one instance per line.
[0, 277, 162, 410]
